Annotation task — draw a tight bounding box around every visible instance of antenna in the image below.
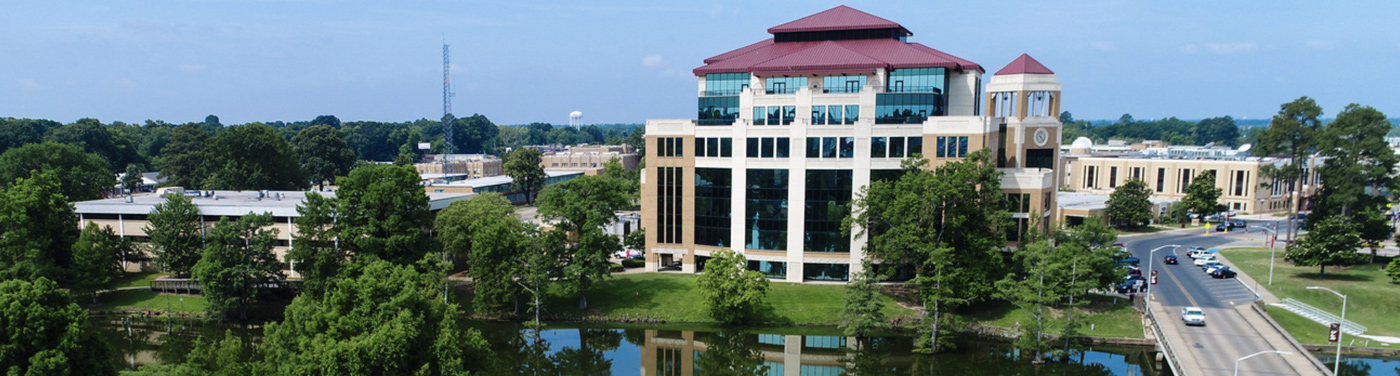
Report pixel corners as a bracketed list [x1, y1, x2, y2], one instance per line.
[442, 42, 456, 154]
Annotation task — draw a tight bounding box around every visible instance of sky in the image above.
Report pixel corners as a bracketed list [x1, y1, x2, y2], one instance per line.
[3, 1, 1399, 126]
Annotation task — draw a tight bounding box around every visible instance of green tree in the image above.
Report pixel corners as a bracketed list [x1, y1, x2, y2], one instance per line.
[123, 163, 144, 194]
[845, 151, 1010, 353]
[1105, 179, 1152, 227]
[287, 191, 343, 298]
[0, 278, 116, 376]
[691, 329, 770, 376]
[1180, 171, 1223, 220]
[46, 117, 147, 172]
[259, 259, 493, 376]
[0, 142, 112, 201]
[435, 193, 531, 314]
[1310, 104, 1397, 222]
[536, 175, 632, 309]
[144, 194, 204, 277]
[1254, 97, 1323, 241]
[602, 156, 639, 203]
[292, 125, 356, 190]
[504, 147, 546, 205]
[193, 213, 285, 320]
[333, 164, 439, 264]
[203, 122, 307, 190]
[1386, 257, 1400, 283]
[436, 193, 516, 261]
[157, 122, 212, 189]
[0, 170, 78, 283]
[71, 223, 122, 304]
[696, 249, 769, 324]
[995, 239, 1063, 360]
[1194, 116, 1241, 147]
[841, 260, 888, 338]
[1285, 216, 1366, 278]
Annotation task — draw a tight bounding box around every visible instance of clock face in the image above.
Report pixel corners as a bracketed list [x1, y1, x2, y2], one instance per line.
[1034, 128, 1049, 146]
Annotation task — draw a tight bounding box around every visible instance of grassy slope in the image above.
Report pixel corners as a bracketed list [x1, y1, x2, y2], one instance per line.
[1222, 247, 1400, 344]
[963, 294, 1144, 339]
[89, 289, 207, 314]
[113, 272, 167, 289]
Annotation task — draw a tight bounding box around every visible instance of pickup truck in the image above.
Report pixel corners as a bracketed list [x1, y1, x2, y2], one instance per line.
[1181, 307, 1206, 326]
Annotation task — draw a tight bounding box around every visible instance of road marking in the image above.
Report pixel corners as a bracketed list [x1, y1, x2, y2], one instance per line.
[1164, 263, 1201, 307]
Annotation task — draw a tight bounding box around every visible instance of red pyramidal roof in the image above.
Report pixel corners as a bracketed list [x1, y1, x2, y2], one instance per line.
[994, 53, 1054, 75]
[767, 5, 910, 36]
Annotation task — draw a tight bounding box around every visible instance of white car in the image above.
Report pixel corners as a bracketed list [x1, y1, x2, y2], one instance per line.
[613, 249, 643, 259]
[1187, 247, 1208, 259]
[1193, 255, 1217, 267]
[1182, 307, 1206, 326]
[1204, 263, 1225, 274]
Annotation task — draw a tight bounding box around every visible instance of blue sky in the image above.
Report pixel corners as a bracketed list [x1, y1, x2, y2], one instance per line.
[3, 1, 1397, 126]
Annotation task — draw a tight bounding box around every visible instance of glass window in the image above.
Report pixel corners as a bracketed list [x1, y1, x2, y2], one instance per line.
[821, 137, 837, 158]
[754, 107, 766, 125]
[844, 105, 859, 124]
[745, 169, 789, 251]
[695, 168, 732, 247]
[765, 76, 807, 94]
[665, 137, 675, 157]
[811, 106, 826, 125]
[935, 136, 946, 158]
[747, 260, 787, 279]
[708, 138, 720, 157]
[875, 93, 944, 124]
[776, 138, 790, 158]
[806, 137, 820, 158]
[885, 67, 946, 93]
[720, 138, 733, 157]
[803, 263, 849, 281]
[890, 137, 905, 158]
[697, 96, 739, 125]
[822, 75, 867, 93]
[827, 106, 842, 125]
[677, 138, 683, 157]
[945, 137, 957, 157]
[783, 106, 796, 125]
[805, 170, 852, 253]
[908, 136, 923, 156]
[768, 107, 782, 126]
[657, 138, 665, 157]
[959, 136, 968, 157]
[746, 138, 759, 158]
[839, 137, 854, 158]
[704, 73, 750, 96]
[761, 138, 774, 158]
[871, 137, 887, 158]
[696, 138, 706, 157]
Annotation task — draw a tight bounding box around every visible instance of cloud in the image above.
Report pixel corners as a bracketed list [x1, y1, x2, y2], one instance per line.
[178, 63, 207, 73]
[16, 78, 40, 90]
[1090, 41, 1115, 52]
[642, 55, 663, 68]
[1180, 44, 1199, 54]
[1205, 42, 1257, 54]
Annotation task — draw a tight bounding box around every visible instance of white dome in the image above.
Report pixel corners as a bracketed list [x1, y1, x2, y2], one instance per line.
[569, 111, 582, 117]
[1071, 137, 1093, 149]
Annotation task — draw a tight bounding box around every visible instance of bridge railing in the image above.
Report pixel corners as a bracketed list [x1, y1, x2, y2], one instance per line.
[1146, 301, 1187, 376]
[1279, 298, 1366, 334]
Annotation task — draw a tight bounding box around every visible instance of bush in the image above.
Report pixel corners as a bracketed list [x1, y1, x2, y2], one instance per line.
[1387, 258, 1400, 283]
[621, 258, 645, 268]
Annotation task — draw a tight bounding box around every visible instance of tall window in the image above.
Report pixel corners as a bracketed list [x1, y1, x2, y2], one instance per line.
[805, 170, 852, 253]
[822, 75, 867, 93]
[1156, 168, 1166, 192]
[1109, 167, 1118, 188]
[694, 168, 732, 247]
[746, 169, 789, 251]
[1178, 169, 1193, 193]
[766, 77, 807, 94]
[703, 73, 749, 96]
[657, 166, 684, 244]
[1085, 166, 1097, 189]
[811, 106, 826, 125]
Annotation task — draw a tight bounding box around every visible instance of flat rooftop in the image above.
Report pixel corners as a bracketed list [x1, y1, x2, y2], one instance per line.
[75, 189, 474, 217]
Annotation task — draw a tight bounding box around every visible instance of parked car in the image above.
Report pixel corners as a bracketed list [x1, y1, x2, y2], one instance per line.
[1117, 276, 1146, 293]
[1193, 254, 1217, 267]
[1200, 261, 1223, 272]
[1187, 247, 1208, 259]
[1118, 257, 1141, 267]
[1215, 219, 1247, 231]
[613, 249, 644, 259]
[1164, 254, 1179, 265]
[1210, 266, 1237, 279]
[1126, 267, 1142, 276]
[1181, 307, 1206, 326]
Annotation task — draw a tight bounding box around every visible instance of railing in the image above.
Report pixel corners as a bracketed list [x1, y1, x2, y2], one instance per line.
[700, 89, 743, 97]
[765, 87, 798, 95]
[883, 85, 942, 94]
[150, 278, 303, 295]
[1275, 298, 1366, 334]
[822, 87, 861, 94]
[1235, 278, 1263, 302]
[1146, 302, 1187, 376]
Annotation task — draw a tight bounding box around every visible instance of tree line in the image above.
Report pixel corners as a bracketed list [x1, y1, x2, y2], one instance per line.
[1060, 112, 1243, 147]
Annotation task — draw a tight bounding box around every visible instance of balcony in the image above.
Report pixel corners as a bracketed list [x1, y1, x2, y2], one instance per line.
[883, 85, 942, 94]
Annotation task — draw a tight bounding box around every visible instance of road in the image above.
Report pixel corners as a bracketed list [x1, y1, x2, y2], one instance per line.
[1125, 223, 1324, 376]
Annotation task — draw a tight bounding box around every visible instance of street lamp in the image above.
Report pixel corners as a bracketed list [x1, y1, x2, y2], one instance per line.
[1258, 224, 1280, 285]
[1307, 286, 1347, 376]
[1233, 350, 1291, 376]
[1143, 244, 1179, 295]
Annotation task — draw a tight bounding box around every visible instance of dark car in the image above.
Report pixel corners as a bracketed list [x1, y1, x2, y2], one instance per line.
[1164, 254, 1178, 265]
[1117, 257, 1141, 267]
[1210, 266, 1237, 279]
[1215, 219, 1247, 231]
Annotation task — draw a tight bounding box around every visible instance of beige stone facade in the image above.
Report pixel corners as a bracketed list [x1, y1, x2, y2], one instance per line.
[1060, 153, 1315, 215]
[414, 154, 502, 179]
[540, 145, 640, 176]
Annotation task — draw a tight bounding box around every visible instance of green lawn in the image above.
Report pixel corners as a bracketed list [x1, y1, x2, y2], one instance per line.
[88, 289, 207, 315]
[113, 272, 168, 289]
[1221, 247, 1400, 342]
[963, 294, 1144, 339]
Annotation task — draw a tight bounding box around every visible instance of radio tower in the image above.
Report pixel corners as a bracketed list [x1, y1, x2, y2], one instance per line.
[442, 43, 456, 154]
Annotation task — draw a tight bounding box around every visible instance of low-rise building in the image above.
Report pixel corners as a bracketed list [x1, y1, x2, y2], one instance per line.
[423, 170, 583, 204]
[540, 145, 639, 176]
[415, 154, 503, 180]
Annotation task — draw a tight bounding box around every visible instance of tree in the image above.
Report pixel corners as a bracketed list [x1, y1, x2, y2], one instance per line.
[1105, 179, 1152, 227]
[123, 163, 144, 193]
[193, 213, 285, 320]
[203, 122, 307, 190]
[205, 115, 222, 127]
[0, 142, 112, 201]
[287, 192, 343, 298]
[1254, 97, 1323, 241]
[46, 117, 147, 172]
[0, 170, 78, 284]
[841, 260, 888, 338]
[71, 223, 123, 304]
[0, 278, 116, 376]
[1180, 171, 1223, 220]
[145, 194, 204, 277]
[1386, 257, 1400, 283]
[504, 147, 546, 205]
[334, 164, 439, 264]
[158, 122, 212, 189]
[1285, 216, 1366, 278]
[452, 114, 499, 154]
[536, 175, 632, 309]
[602, 156, 639, 205]
[995, 239, 1063, 361]
[1310, 104, 1397, 222]
[845, 151, 1010, 353]
[259, 259, 493, 376]
[436, 193, 516, 261]
[1194, 116, 1241, 147]
[310, 114, 341, 129]
[292, 125, 356, 190]
[696, 249, 770, 324]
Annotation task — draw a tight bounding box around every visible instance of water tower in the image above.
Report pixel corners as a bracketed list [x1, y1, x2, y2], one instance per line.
[569, 111, 582, 127]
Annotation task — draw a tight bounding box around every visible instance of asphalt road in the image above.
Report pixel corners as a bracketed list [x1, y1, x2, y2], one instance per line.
[1125, 222, 1308, 376]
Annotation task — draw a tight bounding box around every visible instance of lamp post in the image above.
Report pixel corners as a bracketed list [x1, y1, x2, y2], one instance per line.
[1307, 286, 1347, 376]
[1233, 350, 1291, 376]
[1257, 224, 1279, 285]
[1142, 244, 1179, 320]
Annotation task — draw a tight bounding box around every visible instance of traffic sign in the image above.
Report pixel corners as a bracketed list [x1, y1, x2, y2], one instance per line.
[1329, 323, 1341, 343]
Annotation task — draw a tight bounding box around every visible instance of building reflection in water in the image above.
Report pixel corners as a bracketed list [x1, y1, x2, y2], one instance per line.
[643, 329, 903, 376]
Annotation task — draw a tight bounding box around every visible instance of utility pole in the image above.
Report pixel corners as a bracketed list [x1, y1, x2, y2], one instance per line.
[442, 42, 456, 154]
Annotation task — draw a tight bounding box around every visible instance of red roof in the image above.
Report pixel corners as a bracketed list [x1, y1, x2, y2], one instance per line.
[994, 53, 1054, 75]
[767, 5, 910, 36]
[694, 38, 982, 76]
